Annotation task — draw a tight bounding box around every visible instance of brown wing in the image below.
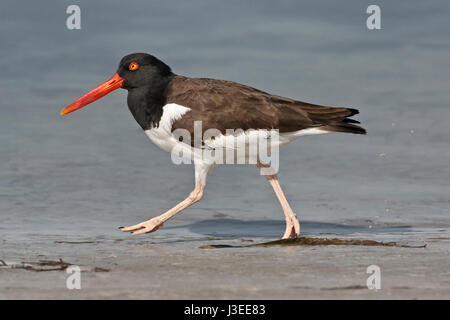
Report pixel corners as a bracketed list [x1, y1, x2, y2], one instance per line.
[167, 76, 365, 138]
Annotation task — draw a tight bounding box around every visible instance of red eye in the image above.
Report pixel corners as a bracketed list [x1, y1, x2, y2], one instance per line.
[128, 62, 139, 71]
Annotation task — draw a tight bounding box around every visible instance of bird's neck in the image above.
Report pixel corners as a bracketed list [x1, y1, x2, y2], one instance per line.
[126, 75, 175, 130]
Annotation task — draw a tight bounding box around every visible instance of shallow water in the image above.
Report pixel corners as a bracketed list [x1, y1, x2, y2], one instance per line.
[1, 0, 449, 240]
[0, 1, 449, 299]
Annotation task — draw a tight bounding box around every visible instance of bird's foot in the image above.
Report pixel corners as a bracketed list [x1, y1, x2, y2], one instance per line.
[120, 217, 164, 235]
[282, 213, 300, 239]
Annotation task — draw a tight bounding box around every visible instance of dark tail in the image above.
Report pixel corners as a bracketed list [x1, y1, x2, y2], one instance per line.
[320, 108, 366, 134]
[320, 123, 367, 135]
[301, 107, 366, 135]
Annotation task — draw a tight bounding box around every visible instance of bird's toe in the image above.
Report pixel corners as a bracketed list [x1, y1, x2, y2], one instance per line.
[121, 224, 145, 232]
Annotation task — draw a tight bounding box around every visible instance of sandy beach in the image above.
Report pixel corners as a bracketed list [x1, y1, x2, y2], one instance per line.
[1, 220, 449, 299]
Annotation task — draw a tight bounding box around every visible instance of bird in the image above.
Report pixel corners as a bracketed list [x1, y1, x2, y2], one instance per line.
[60, 53, 366, 239]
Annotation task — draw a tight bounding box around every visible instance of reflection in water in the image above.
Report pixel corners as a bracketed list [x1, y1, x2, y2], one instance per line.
[168, 218, 411, 238]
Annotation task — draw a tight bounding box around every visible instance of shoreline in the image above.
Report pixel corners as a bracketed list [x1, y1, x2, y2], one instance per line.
[1, 227, 448, 299]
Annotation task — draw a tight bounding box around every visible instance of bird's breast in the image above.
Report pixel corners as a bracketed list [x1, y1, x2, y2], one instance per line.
[144, 103, 192, 154]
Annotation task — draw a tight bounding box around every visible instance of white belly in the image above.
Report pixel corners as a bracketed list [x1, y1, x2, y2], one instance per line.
[145, 103, 329, 165]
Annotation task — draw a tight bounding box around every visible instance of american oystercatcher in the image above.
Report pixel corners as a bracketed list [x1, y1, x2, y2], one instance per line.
[61, 53, 366, 239]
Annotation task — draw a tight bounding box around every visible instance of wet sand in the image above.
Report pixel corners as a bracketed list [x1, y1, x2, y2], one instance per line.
[1, 220, 449, 299]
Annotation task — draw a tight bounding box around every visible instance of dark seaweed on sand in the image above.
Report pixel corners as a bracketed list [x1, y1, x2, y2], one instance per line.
[199, 236, 427, 249]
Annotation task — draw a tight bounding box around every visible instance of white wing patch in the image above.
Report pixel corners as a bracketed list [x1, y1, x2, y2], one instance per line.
[145, 103, 191, 153]
[157, 103, 191, 133]
[145, 103, 330, 163]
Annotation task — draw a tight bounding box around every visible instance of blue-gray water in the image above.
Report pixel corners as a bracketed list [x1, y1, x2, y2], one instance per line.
[1, 0, 449, 243]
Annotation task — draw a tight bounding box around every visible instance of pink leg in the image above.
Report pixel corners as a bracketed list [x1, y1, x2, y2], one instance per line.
[257, 162, 300, 239]
[121, 184, 204, 235]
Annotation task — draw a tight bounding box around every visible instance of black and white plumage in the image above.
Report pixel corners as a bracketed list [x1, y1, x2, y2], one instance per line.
[61, 53, 366, 239]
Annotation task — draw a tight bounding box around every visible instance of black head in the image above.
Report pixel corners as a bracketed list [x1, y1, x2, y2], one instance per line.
[60, 52, 174, 128]
[117, 53, 174, 90]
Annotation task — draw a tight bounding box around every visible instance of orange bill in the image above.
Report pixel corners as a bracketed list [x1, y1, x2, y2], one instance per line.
[60, 73, 125, 116]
